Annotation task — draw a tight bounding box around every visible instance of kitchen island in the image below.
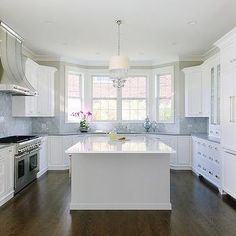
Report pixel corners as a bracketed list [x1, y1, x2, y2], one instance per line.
[66, 134, 175, 210]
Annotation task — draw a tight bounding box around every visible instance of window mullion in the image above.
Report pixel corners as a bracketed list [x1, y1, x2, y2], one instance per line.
[117, 88, 122, 122]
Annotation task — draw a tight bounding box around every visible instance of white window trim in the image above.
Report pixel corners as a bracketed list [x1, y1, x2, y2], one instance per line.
[153, 66, 175, 123]
[121, 73, 149, 122]
[89, 70, 150, 123]
[64, 66, 85, 123]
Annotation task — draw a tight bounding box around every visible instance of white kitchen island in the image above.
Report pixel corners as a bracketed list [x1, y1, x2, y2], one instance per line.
[66, 134, 175, 210]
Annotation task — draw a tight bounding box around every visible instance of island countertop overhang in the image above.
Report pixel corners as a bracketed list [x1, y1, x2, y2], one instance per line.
[66, 134, 176, 154]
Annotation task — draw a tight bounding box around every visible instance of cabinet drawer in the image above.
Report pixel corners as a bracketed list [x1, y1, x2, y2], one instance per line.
[208, 165, 221, 185]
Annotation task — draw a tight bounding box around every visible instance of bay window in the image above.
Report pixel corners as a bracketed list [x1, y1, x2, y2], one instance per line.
[121, 76, 147, 121]
[155, 66, 174, 123]
[92, 76, 117, 121]
[65, 66, 175, 124]
[65, 67, 83, 122]
[92, 75, 148, 122]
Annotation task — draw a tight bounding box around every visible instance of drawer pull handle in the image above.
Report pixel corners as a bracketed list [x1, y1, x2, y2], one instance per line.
[209, 171, 213, 175]
[215, 175, 220, 179]
[230, 59, 236, 63]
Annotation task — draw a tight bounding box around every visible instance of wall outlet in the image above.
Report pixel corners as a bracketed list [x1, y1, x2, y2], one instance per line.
[41, 123, 47, 131]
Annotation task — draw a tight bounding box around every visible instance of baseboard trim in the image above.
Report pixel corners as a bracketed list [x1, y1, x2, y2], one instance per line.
[48, 165, 69, 170]
[170, 165, 192, 170]
[37, 167, 48, 178]
[0, 191, 14, 207]
[70, 203, 172, 210]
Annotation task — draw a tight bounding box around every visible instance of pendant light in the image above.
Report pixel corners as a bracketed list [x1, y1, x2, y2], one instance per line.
[109, 20, 129, 88]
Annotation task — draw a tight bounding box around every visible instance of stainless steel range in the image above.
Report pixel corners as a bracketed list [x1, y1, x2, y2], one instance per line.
[0, 135, 41, 193]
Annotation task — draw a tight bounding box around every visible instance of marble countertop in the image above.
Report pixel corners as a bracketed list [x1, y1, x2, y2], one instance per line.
[192, 133, 220, 144]
[66, 134, 176, 154]
[35, 131, 191, 136]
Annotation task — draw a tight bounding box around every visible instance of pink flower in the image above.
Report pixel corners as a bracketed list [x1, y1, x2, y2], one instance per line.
[71, 111, 92, 120]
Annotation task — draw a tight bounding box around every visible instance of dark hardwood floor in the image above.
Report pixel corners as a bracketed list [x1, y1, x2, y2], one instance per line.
[0, 171, 236, 236]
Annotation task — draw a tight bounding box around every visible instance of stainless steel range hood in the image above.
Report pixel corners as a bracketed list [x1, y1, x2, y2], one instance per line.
[0, 21, 37, 96]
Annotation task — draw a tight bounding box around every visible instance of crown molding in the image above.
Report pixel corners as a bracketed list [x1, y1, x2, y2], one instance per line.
[178, 55, 203, 62]
[22, 45, 37, 59]
[201, 46, 220, 61]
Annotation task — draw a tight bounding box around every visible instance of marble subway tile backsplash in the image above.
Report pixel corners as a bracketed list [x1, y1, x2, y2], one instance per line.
[32, 113, 208, 135]
[0, 93, 32, 138]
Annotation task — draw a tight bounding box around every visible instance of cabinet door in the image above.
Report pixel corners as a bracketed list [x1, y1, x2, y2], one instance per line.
[25, 59, 38, 116]
[177, 137, 191, 166]
[185, 71, 202, 117]
[202, 67, 211, 117]
[0, 147, 14, 199]
[39, 137, 48, 173]
[192, 138, 199, 170]
[37, 67, 55, 117]
[221, 69, 236, 151]
[62, 136, 73, 166]
[223, 150, 236, 198]
[0, 155, 6, 198]
[48, 136, 63, 167]
[158, 136, 177, 165]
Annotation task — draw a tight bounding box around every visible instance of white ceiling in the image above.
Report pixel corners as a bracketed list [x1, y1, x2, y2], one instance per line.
[0, 0, 236, 63]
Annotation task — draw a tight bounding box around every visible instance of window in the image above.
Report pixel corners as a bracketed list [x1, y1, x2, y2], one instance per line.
[155, 67, 174, 123]
[122, 76, 147, 121]
[92, 76, 117, 121]
[91, 75, 148, 122]
[65, 67, 83, 122]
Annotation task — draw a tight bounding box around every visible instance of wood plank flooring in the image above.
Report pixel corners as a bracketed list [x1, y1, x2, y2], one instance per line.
[0, 171, 236, 236]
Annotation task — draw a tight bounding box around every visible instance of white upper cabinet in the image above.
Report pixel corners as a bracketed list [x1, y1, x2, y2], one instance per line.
[183, 66, 210, 117]
[215, 28, 236, 152]
[202, 54, 221, 138]
[12, 58, 57, 117]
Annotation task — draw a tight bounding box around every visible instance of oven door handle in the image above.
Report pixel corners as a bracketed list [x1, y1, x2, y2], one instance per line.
[15, 152, 30, 159]
[28, 147, 41, 155]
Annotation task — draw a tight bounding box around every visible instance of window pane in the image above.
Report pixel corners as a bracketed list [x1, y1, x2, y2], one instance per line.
[68, 98, 81, 121]
[158, 98, 172, 122]
[68, 72, 81, 98]
[159, 74, 172, 98]
[93, 99, 117, 120]
[93, 76, 117, 98]
[67, 70, 82, 122]
[122, 99, 146, 120]
[122, 77, 146, 98]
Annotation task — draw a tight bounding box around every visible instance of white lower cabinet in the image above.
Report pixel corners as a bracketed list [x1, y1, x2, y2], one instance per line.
[222, 150, 236, 199]
[0, 146, 14, 207]
[192, 137, 221, 190]
[37, 137, 48, 178]
[47, 135, 83, 170]
[46, 134, 191, 171]
[156, 135, 191, 170]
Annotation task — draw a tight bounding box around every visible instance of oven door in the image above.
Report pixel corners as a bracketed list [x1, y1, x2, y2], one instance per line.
[15, 153, 28, 193]
[27, 149, 40, 182]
